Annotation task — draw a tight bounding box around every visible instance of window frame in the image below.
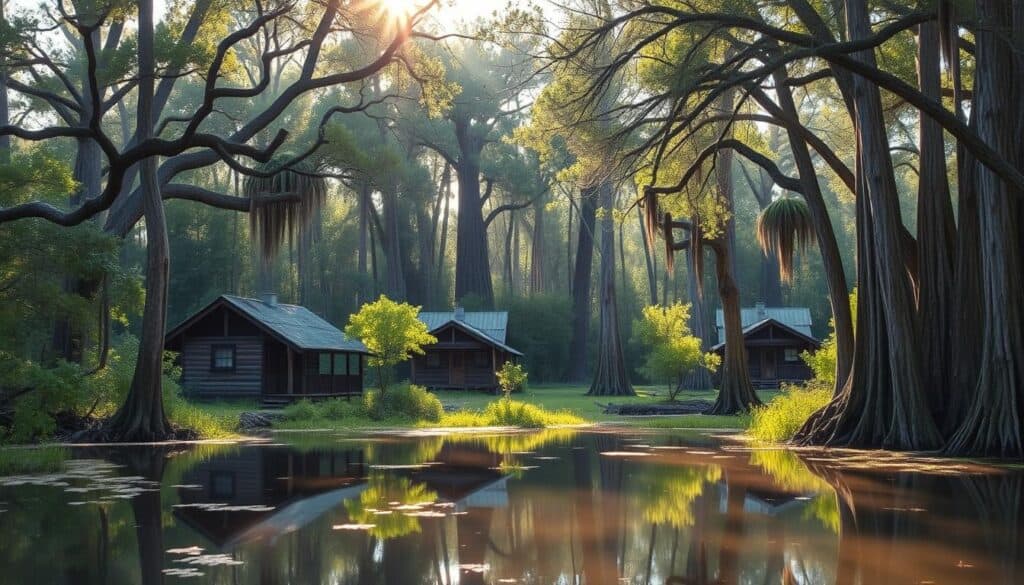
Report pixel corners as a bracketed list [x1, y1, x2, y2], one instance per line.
[210, 344, 237, 372]
[318, 353, 332, 375]
[783, 348, 801, 362]
[333, 353, 348, 376]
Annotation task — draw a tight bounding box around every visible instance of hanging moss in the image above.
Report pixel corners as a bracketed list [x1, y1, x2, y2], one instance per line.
[244, 159, 327, 262]
[755, 196, 815, 283]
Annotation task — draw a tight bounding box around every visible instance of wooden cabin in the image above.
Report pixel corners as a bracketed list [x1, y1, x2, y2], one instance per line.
[411, 308, 523, 391]
[713, 303, 820, 389]
[165, 294, 368, 405]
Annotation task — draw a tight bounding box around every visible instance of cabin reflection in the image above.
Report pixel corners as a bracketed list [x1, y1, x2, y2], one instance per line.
[174, 446, 368, 548]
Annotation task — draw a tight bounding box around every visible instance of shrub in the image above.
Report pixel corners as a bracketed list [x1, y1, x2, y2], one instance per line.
[496, 361, 527, 399]
[747, 384, 832, 443]
[363, 384, 442, 422]
[282, 399, 322, 421]
[439, 399, 584, 428]
[344, 296, 436, 397]
[320, 398, 360, 420]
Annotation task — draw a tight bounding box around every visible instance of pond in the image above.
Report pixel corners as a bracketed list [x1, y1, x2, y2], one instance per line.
[0, 429, 1020, 584]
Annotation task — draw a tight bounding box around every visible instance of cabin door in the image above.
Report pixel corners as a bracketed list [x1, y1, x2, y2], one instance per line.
[451, 352, 465, 386]
[761, 349, 776, 380]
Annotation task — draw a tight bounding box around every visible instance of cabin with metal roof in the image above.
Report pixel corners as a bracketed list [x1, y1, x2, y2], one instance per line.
[165, 293, 368, 404]
[412, 307, 523, 391]
[712, 302, 820, 389]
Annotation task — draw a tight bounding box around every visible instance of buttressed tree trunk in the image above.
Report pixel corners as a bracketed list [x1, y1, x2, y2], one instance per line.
[586, 181, 634, 396]
[946, 0, 1024, 457]
[105, 0, 172, 441]
[915, 20, 957, 424]
[568, 188, 598, 382]
[795, 0, 941, 450]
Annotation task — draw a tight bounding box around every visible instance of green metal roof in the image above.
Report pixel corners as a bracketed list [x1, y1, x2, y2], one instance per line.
[715, 306, 815, 341]
[417, 310, 523, 356]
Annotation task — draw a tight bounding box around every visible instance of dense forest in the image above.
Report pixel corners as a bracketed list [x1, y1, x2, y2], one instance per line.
[0, 0, 1021, 456]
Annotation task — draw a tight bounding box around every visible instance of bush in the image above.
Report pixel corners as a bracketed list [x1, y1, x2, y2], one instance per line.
[282, 399, 322, 421]
[363, 384, 442, 422]
[496, 361, 527, 398]
[320, 398, 361, 420]
[439, 399, 584, 428]
[747, 384, 832, 443]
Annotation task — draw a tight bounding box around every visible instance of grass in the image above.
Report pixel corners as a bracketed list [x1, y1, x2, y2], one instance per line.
[179, 383, 769, 436]
[0, 445, 70, 474]
[747, 384, 831, 442]
[166, 398, 254, 439]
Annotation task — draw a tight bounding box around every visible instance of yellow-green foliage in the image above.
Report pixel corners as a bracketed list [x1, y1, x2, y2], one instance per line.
[747, 385, 832, 443]
[0, 446, 69, 474]
[344, 474, 439, 539]
[280, 385, 442, 424]
[640, 465, 722, 528]
[801, 289, 858, 386]
[344, 295, 436, 393]
[439, 399, 584, 428]
[496, 361, 528, 398]
[632, 302, 719, 399]
[363, 384, 443, 422]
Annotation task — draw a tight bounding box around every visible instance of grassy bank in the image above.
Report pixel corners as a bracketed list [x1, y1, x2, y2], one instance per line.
[233, 384, 760, 433]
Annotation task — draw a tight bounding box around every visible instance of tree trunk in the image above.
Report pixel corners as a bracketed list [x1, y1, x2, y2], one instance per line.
[709, 84, 759, 414]
[681, 242, 713, 390]
[915, 21, 958, 424]
[529, 200, 545, 294]
[587, 182, 634, 396]
[769, 68, 855, 388]
[453, 120, 494, 307]
[637, 206, 657, 305]
[568, 187, 598, 382]
[104, 0, 172, 441]
[946, 0, 1024, 457]
[380, 188, 407, 300]
[356, 180, 371, 307]
[0, 0, 9, 162]
[794, 0, 941, 451]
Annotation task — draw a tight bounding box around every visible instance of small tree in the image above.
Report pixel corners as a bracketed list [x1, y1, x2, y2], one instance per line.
[496, 361, 528, 400]
[633, 303, 719, 401]
[344, 296, 436, 397]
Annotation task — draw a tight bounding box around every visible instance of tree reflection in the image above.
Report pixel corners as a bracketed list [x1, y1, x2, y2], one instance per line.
[344, 473, 438, 539]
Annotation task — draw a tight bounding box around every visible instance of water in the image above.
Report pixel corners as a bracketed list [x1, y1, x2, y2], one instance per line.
[0, 429, 1020, 584]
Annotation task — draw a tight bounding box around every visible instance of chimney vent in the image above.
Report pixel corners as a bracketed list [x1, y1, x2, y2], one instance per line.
[755, 301, 767, 319]
[260, 292, 278, 307]
[454, 306, 465, 321]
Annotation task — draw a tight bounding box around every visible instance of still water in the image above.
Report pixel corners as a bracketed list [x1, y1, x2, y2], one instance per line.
[0, 429, 1020, 584]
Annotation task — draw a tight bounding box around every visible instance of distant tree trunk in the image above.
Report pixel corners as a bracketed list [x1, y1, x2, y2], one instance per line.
[104, 0, 172, 441]
[568, 188, 598, 382]
[767, 69, 855, 388]
[453, 119, 494, 307]
[946, 0, 1024, 457]
[637, 206, 657, 305]
[795, 0, 941, 450]
[587, 182, 634, 396]
[0, 0, 9, 163]
[380, 188, 407, 300]
[681, 242, 713, 390]
[435, 176, 451, 299]
[915, 21, 958, 424]
[567, 200, 575, 294]
[356, 180, 372, 307]
[529, 200, 546, 294]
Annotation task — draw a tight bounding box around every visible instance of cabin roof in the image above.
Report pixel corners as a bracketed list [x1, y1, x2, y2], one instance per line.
[711, 317, 820, 352]
[417, 311, 523, 356]
[166, 295, 367, 353]
[715, 306, 814, 338]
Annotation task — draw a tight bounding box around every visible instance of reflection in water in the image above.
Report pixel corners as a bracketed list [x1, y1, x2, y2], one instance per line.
[0, 430, 1021, 584]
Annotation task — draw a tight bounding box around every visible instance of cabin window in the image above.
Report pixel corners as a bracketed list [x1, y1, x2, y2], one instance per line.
[784, 348, 800, 362]
[318, 353, 332, 375]
[210, 471, 235, 498]
[210, 345, 236, 371]
[425, 353, 441, 368]
[334, 354, 348, 376]
[349, 353, 361, 374]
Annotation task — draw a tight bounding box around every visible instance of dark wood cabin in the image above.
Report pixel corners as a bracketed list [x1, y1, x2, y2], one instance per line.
[713, 304, 820, 389]
[411, 309, 523, 391]
[165, 294, 368, 405]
